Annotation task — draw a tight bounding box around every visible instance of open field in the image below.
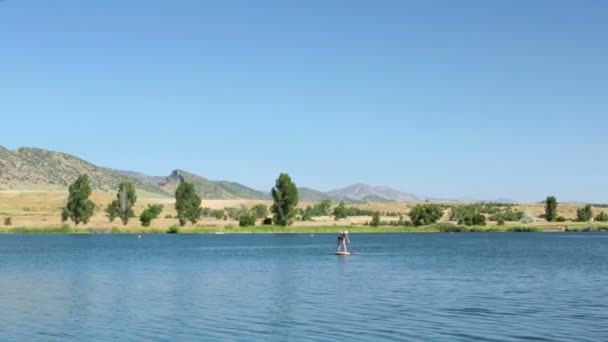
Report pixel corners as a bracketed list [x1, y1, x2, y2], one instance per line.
[0, 191, 607, 233]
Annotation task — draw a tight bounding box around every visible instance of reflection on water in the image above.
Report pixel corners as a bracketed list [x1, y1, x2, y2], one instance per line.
[1, 233, 607, 341]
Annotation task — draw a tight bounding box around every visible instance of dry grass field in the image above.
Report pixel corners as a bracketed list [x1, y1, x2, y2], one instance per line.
[0, 190, 606, 231]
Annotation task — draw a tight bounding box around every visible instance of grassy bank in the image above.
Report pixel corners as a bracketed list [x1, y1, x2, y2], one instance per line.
[2, 222, 607, 234]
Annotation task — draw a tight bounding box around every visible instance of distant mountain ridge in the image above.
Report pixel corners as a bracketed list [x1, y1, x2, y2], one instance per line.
[1, 145, 438, 203]
[0, 147, 164, 194]
[327, 183, 419, 202]
[159, 169, 271, 200]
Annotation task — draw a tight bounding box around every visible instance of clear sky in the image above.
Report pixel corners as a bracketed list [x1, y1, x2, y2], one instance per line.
[1, 0, 607, 202]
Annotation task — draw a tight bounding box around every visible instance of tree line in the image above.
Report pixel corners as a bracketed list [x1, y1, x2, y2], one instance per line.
[544, 196, 607, 223]
[59, 173, 301, 228]
[59, 175, 607, 229]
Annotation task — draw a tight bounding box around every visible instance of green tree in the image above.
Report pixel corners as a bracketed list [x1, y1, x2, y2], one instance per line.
[317, 200, 332, 216]
[140, 204, 164, 227]
[270, 173, 299, 226]
[108, 181, 137, 225]
[62, 174, 95, 225]
[576, 205, 593, 222]
[301, 206, 312, 221]
[371, 212, 381, 227]
[544, 196, 558, 222]
[105, 201, 120, 222]
[252, 204, 269, 219]
[595, 211, 608, 222]
[175, 182, 202, 226]
[333, 201, 348, 220]
[461, 213, 486, 226]
[408, 204, 443, 227]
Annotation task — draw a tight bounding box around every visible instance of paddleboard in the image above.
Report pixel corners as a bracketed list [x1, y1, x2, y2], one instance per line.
[335, 252, 351, 256]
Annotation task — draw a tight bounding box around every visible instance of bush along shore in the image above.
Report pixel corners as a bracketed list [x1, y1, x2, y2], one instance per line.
[2, 223, 608, 234]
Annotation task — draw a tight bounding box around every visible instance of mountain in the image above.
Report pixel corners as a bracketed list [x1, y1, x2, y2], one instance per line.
[112, 170, 165, 186]
[424, 197, 517, 204]
[296, 187, 361, 203]
[0, 147, 269, 200]
[327, 183, 419, 202]
[159, 170, 270, 200]
[0, 146, 166, 194]
[0, 146, 470, 203]
[297, 187, 333, 202]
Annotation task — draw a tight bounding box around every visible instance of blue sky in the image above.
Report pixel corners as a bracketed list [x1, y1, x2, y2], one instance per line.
[1, 0, 607, 202]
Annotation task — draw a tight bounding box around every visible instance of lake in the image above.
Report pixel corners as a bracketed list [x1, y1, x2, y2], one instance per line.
[1, 233, 607, 341]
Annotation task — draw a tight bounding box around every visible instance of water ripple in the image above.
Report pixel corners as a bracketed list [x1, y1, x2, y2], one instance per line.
[1, 233, 607, 341]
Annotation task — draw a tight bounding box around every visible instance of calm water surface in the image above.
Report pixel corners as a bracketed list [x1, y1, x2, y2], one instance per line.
[1, 233, 607, 341]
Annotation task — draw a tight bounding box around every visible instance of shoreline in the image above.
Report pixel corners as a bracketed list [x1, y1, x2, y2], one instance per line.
[1, 223, 607, 234]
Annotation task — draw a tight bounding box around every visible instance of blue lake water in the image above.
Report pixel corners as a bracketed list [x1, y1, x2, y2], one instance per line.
[1, 233, 607, 341]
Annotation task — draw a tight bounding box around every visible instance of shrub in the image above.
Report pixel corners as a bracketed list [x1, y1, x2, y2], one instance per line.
[507, 226, 542, 232]
[333, 202, 348, 220]
[4, 217, 12, 226]
[520, 213, 535, 224]
[576, 205, 593, 222]
[166, 225, 179, 234]
[385, 214, 411, 227]
[433, 222, 467, 232]
[595, 211, 608, 222]
[238, 211, 256, 227]
[213, 209, 225, 220]
[263, 218, 273, 225]
[301, 208, 312, 221]
[497, 218, 505, 226]
[452, 204, 490, 226]
[225, 207, 241, 220]
[252, 204, 269, 219]
[459, 213, 486, 226]
[371, 212, 381, 227]
[303, 200, 333, 217]
[556, 216, 566, 222]
[140, 204, 163, 227]
[201, 207, 213, 217]
[165, 214, 173, 219]
[409, 204, 444, 226]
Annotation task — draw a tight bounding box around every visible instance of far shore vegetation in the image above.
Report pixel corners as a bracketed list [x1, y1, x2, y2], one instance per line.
[1, 174, 607, 234]
[2, 222, 608, 235]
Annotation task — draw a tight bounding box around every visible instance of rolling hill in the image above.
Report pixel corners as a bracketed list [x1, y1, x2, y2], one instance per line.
[159, 170, 270, 200]
[0, 146, 423, 202]
[0, 147, 270, 199]
[0, 146, 165, 194]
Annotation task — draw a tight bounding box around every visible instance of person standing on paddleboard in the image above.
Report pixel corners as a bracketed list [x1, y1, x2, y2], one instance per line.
[336, 230, 344, 252]
[337, 230, 351, 253]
